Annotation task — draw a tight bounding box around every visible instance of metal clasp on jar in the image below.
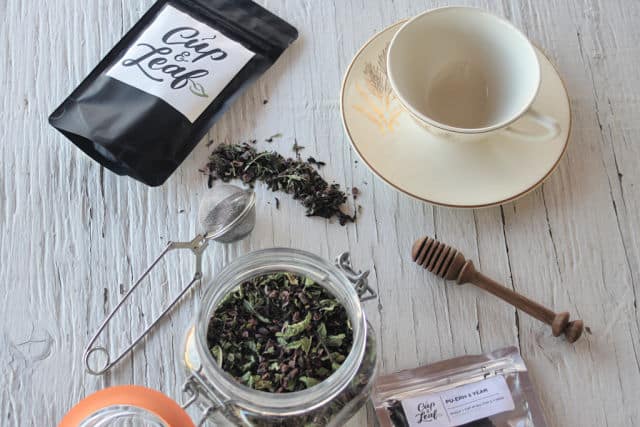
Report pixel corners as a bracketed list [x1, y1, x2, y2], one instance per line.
[335, 252, 377, 301]
[181, 370, 225, 427]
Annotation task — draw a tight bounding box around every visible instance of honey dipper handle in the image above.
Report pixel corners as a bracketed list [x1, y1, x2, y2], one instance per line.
[471, 271, 556, 325]
[458, 261, 584, 342]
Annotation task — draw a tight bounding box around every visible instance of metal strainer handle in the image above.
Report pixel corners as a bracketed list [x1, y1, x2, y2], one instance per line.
[83, 235, 208, 375]
[83, 185, 256, 375]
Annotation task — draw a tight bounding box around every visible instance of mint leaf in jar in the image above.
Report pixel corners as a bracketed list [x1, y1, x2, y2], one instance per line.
[206, 272, 353, 393]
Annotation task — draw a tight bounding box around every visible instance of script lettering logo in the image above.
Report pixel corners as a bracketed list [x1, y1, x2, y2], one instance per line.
[415, 401, 439, 423]
[121, 26, 229, 97]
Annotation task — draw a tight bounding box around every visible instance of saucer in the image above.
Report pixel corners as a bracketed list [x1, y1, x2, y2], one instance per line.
[340, 21, 571, 208]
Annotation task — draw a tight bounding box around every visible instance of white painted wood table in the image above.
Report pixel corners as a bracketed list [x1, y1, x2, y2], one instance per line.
[2, 0, 639, 425]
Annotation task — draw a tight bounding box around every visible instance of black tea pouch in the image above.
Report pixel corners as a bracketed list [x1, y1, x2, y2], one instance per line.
[49, 0, 297, 186]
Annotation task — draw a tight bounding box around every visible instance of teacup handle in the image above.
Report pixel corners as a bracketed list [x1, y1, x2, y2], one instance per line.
[502, 108, 560, 142]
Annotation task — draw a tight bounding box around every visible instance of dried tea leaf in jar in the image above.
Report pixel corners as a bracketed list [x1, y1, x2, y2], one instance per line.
[206, 272, 354, 393]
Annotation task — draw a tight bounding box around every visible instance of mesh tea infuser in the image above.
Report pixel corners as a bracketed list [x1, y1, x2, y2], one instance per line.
[84, 184, 256, 375]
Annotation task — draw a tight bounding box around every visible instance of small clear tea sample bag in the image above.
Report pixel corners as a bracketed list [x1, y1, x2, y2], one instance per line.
[371, 347, 547, 427]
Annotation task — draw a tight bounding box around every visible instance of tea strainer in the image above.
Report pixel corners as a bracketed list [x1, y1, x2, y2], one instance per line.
[84, 184, 256, 375]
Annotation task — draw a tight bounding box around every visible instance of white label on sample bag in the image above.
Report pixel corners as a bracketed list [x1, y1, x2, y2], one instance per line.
[107, 4, 255, 122]
[400, 376, 515, 427]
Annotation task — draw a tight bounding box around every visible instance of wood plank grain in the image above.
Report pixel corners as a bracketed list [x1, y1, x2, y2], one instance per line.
[1, 0, 639, 426]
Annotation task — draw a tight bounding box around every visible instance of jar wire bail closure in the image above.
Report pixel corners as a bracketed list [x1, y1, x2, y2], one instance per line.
[181, 371, 222, 427]
[335, 252, 377, 302]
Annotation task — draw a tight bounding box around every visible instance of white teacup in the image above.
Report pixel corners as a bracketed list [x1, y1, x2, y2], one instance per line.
[387, 7, 560, 142]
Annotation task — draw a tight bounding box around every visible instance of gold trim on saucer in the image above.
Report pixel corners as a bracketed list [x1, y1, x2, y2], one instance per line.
[339, 20, 572, 209]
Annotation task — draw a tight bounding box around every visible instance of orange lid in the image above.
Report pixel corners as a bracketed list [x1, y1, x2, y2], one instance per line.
[58, 385, 195, 427]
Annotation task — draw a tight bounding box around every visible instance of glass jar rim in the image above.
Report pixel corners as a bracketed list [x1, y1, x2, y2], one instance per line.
[78, 405, 168, 427]
[193, 247, 368, 416]
[59, 385, 194, 427]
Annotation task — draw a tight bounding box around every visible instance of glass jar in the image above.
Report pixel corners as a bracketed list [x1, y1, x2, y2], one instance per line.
[181, 248, 378, 426]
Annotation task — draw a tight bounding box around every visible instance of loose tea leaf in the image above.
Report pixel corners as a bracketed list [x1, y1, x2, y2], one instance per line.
[206, 272, 354, 393]
[265, 133, 283, 143]
[242, 325, 377, 427]
[292, 140, 305, 156]
[307, 156, 326, 168]
[205, 143, 357, 224]
[352, 187, 360, 199]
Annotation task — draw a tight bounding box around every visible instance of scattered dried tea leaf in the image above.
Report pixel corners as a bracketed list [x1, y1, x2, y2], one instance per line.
[307, 156, 326, 168]
[292, 140, 305, 156]
[205, 143, 357, 225]
[265, 133, 283, 143]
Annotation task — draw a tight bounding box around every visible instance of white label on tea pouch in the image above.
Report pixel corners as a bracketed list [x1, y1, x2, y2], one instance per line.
[400, 376, 515, 427]
[107, 4, 255, 122]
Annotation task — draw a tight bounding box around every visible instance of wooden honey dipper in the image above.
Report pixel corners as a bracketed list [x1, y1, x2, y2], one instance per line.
[412, 236, 584, 342]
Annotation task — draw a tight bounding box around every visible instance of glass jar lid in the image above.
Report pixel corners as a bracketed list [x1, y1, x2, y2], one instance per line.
[59, 385, 194, 427]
